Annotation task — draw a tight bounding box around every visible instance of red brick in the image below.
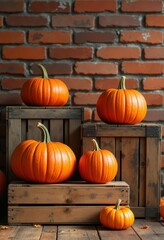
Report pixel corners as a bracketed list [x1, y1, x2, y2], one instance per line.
[144, 47, 164, 59]
[143, 77, 164, 90]
[0, 0, 24, 12]
[0, 31, 25, 44]
[31, 63, 72, 75]
[73, 92, 101, 105]
[0, 16, 3, 27]
[6, 15, 48, 27]
[52, 15, 94, 28]
[95, 77, 139, 90]
[162, 141, 164, 153]
[161, 155, 164, 168]
[0, 92, 22, 105]
[97, 46, 141, 59]
[146, 15, 164, 27]
[120, 30, 163, 44]
[28, 30, 71, 44]
[49, 47, 93, 60]
[84, 108, 92, 122]
[162, 126, 164, 137]
[122, 61, 164, 75]
[1, 78, 27, 90]
[99, 15, 141, 27]
[121, 0, 162, 13]
[75, 62, 118, 75]
[29, 1, 70, 13]
[74, 0, 116, 12]
[60, 77, 93, 91]
[3, 46, 46, 60]
[143, 93, 164, 106]
[144, 109, 164, 122]
[0, 63, 25, 75]
[93, 109, 101, 122]
[74, 31, 117, 44]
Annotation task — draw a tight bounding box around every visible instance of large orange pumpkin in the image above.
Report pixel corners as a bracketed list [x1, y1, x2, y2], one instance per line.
[100, 199, 135, 229]
[0, 170, 6, 199]
[78, 139, 118, 183]
[160, 196, 164, 219]
[96, 76, 147, 124]
[21, 64, 69, 106]
[10, 122, 76, 183]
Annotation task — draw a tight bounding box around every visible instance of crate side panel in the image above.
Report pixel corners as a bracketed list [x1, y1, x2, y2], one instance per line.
[146, 137, 161, 218]
[7, 107, 83, 119]
[139, 138, 146, 207]
[7, 119, 22, 183]
[8, 183, 129, 205]
[8, 206, 110, 224]
[121, 137, 139, 207]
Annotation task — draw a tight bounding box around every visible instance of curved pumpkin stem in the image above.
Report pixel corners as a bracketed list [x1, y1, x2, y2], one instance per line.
[92, 139, 100, 151]
[38, 64, 49, 79]
[118, 76, 126, 90]
[37, 122, 51, 143]
[114, 199, 122, 210]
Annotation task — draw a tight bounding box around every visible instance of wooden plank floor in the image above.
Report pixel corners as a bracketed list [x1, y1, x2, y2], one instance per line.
[0, 219, 164, 240]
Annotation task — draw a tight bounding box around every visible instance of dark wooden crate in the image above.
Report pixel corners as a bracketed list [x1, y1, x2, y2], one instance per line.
[8, 181, 129, 225]
[82, 123, 162, 219]
[1, 106, 83, 182]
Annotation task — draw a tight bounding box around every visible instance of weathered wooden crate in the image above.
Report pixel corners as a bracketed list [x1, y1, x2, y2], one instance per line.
[8, 181, 129, 224]
[82, 123, 162, 219]
[1, 106, 83, 182]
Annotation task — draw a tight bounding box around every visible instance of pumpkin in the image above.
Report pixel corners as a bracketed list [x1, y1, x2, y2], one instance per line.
[100, 199, 135, 229]
[0, 170, 6, 199]
[78, 139, 118, 183]
[160, 196, 164, 219]
[10, 122, 76, 183]
[21, 64, 69, 106]
[96, 76, 147, 124]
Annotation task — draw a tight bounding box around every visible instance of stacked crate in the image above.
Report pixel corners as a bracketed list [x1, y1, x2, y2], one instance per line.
[2, 106, 130, 224]
[82, 123, 161, 219]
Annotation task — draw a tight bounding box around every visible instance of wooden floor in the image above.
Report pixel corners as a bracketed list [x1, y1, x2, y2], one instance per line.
[0, 219, 164, 240]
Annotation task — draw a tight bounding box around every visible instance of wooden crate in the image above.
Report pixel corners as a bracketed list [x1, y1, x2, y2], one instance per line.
[82, 123, 162, 219]
[1, 106, 83, 182]
[8, 181, 129, 224]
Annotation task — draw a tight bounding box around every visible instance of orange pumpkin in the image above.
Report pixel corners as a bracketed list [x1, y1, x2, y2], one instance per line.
[10, 122, 76, 183]
[160, 196, 164, 219]
[100, 199, 135, 229]
[78, 139, 118, 183]
[96, 76, 147, 124]
[0, 170, 6, 199]
[21, 64, 69, 106]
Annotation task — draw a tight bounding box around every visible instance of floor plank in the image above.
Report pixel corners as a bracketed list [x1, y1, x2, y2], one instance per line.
[58, 225, 100, 240]
[132, 219, 164, 240]
[7, 225, 43, 240]
[97, 225, 140, 240]
[0, 226, 20, 240]
[39, 226, 57, 240]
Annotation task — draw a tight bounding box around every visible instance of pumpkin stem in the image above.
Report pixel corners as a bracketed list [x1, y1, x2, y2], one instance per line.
[114, 199, 122, 210]
[92, 139, 100, 151]
[37, 122, 51, 143]
[38, 64, 49, 79]
[118, 76, 126, 90]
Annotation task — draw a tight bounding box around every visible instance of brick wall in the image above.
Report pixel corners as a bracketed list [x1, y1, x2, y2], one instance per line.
[0, 0, 163, 171]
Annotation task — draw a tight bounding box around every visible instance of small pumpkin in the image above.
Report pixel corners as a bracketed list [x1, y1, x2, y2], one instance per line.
[96, 76, 147, 124]
[160, 196, 164, 219]
[21, 64, 69, 106]
[10, 122, 76, 183]
[78, 139, 118, 183]
[100, 199, 135, 229]
[0, 170, 6, 199]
